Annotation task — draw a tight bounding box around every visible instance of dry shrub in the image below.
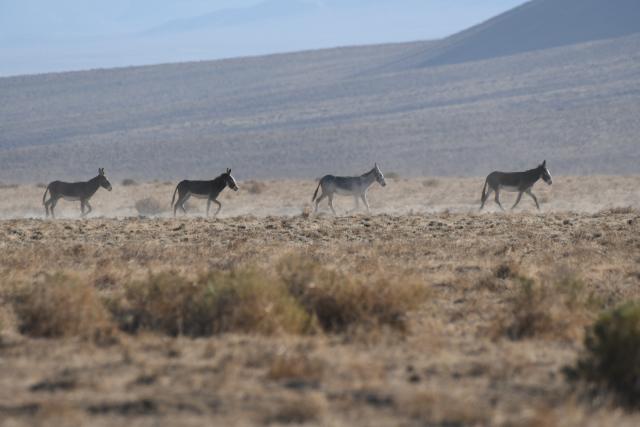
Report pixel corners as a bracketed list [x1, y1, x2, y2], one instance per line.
[0, 182, 18, 189]
[477, 262, 521, 291]
[399, 390, 491, 426]
[267, 351, 325, 383]
[35, 183, 47, 189]
[569, 302, 640, 407]
[422, 178, 440, 187]
[111, 259, 426, 337]
[495, 262, 520, 280]
[278, 257, 427, 334]
[121, 178, 138, 186]
[264, 395, 326, 424]
[115, 270, 312, 337]
[244, 180, 267, 194]
[134, 197, 165, 216]
[13, 274, 114, 342]
[476, 275, 502, 292]
[600, 206, 636, 215]
[497, 271, 596, 341]
[300, 204, 312, 219]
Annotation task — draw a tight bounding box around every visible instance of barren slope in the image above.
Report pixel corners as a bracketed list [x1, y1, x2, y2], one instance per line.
[1, 32, 639, 182]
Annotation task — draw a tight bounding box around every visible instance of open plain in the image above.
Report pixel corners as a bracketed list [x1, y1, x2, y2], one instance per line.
[1, 177, 639, 426]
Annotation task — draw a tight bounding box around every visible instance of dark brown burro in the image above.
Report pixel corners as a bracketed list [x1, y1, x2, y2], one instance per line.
[171, 168, 239, 217]
[42, 168, 112, 218]
[480, 161, 553, 211]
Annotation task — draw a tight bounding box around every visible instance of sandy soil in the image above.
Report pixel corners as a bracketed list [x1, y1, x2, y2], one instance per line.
[1, 175, 639, 219]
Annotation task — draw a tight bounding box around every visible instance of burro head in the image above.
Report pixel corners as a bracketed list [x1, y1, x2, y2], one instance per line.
[224, 168, 239, 191]
[374, 163, 386, 187]
[98, 168, 112, 191]
[540, 160, 552, 185]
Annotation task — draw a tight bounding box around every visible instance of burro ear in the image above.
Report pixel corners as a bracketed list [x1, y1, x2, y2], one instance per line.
[542, 160, 546, 167]
[226, 168, 231, 174]
[98, 168, 104, 175]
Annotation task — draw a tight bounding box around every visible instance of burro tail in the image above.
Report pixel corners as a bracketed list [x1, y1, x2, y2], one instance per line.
[171, 184, 179, 207]
[481, 179, 488, 202]
[42, 185, 50, 205]
[311, 181, 321, 202]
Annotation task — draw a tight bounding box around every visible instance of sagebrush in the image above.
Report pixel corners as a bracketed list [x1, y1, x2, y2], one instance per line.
[570, 302, 640, 407]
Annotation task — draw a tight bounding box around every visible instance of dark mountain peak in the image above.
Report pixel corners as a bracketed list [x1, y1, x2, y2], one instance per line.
[416, 0, 640, 67]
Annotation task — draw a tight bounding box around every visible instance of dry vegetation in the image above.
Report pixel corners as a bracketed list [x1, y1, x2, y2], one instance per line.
[1, 177, 640, 426]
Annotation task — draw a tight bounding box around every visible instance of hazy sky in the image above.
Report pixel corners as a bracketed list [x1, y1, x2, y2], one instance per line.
[0, 0, 528, 76]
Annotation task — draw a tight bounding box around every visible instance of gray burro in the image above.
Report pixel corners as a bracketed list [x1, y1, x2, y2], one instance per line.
[312, 163, 387, 215]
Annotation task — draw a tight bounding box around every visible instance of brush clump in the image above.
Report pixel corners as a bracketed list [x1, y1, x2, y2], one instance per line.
[13, 273, 114, 342]
[496, 270, 596, 341]
[114, 269, 312, 336]
[278, 256, 427, 334]
[569, 302, 640, 407]
[108, 257, 427, 337]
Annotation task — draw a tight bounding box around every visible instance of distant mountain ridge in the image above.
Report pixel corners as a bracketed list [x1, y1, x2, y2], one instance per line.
[0, 0, 525, 76]
[395, 0, 640, 68]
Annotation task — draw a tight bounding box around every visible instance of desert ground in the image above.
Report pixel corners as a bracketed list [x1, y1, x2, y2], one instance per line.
[1, 176, 640, 426]
[1, 175, 639, 219]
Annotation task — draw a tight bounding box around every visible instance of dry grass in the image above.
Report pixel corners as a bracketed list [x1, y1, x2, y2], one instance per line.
[279, 257, 426, 334]
[0, 186, 639, 426]
[496, 269, 598, 341]
[12, 274, 114, 342]
[114, 269, 312, 336]
[104, 258, 427, 337]
[398, 390, 491, 426]
[267, 351, 325, 383]
[263, 394, 327, 425]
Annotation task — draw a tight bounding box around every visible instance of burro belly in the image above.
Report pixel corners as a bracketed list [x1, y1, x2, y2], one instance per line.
[334, 186, 361, 196]
[188, 192, 210, 199]
[499, 185, 521, 193]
